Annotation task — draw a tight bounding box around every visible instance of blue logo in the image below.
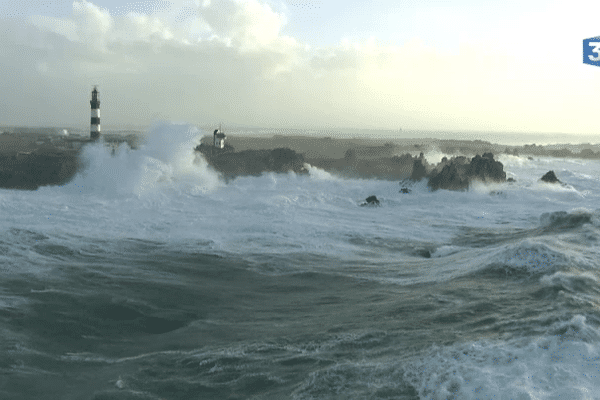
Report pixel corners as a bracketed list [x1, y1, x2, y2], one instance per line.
[584, 37, 600, 66]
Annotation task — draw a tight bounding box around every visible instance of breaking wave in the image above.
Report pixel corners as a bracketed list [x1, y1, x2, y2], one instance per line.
[540, 209, 600, 230]
[64, 121, 222, 197]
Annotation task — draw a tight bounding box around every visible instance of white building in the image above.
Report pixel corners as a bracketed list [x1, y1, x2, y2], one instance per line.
[213, 128, 226, 148]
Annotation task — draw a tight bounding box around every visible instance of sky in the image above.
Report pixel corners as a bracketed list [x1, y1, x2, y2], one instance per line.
[0, 0, 599, 136]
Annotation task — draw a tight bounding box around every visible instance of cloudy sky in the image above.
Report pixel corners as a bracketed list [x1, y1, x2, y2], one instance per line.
[0, 0, 599, 135]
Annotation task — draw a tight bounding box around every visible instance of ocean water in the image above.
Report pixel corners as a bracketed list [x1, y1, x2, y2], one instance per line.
[1, 122, 600, 400]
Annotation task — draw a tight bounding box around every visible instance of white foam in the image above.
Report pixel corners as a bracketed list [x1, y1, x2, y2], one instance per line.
[430, 245, 462, 258]
[468, 179, 507, 194]
[0, 294, 29, 310]
[541, 270, 600, 287]
[64, 121, 222, 197]
[304, 163, 339, 180]
[403, 316, 600, 399]
[292, 317, 600, 399]
[422, 145, 453, 165]
[496, 153, 536, 168]
[490, 239, 565, 276]
[0, 122, 599, 281]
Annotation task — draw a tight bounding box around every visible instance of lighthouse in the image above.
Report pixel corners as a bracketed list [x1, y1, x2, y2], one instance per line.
[90, 86, 101, 140]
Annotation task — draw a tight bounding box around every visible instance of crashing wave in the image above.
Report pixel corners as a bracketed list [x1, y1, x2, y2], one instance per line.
[539, 210, 595, 230]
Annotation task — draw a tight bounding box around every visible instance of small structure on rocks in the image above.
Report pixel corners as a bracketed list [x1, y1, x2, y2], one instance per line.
[213, 125, 226, 149]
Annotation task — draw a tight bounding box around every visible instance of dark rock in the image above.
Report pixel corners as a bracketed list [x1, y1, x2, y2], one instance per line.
[467, 153, 506, 183]
[0, 150, 80, 190]
[540, 170, 560, 183]
[428, 163, 470, 191]
[269, 148, 304, 171]
[580, 149, 598, 158]
[453, 156, 469, 165]
[416, 248, 431, 258]
[394, 153, 413, 163]
[427, 153, 506, 191]
[361, 195, 380, 206]
[527, 157, 534, 160]
[489, 191, 503, 196]
[196, 146, 307, 178]
[507, 177, 516, 182]
[344, 148, 357, 164]
[410, 158, 427, 181]
[400, 187, 411, 194]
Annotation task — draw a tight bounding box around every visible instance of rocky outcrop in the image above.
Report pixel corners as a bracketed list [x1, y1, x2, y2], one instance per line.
[467, 153, 506, 182]
[400, 187, 411, 194]
[306, 151, 427, 181]
[268, 148, 306, 172]
[410, 158, 427, 181]
[360, 195, 380, 206]
[196, 145, 307, 179]
[540, 170, 560, 183]
[428, 162, 470, 191]
[0, 150, 80, 190]
[427, 153, 506, 191]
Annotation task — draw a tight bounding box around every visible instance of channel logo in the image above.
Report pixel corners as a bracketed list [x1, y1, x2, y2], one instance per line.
[583, 36, 600, 67]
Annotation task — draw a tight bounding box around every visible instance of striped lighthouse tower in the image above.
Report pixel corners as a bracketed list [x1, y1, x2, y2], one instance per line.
[90, 86, 101, 140]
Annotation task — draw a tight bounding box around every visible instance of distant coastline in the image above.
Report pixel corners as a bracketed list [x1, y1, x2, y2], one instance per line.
[1, 127, 599, 190]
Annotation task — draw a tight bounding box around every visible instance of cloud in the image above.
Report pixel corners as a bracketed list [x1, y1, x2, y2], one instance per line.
[72, 0, 115, 51]
[0, 0, 598, 134]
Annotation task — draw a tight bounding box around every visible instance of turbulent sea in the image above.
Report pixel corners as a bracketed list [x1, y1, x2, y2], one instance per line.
[2, 122, 600, 400]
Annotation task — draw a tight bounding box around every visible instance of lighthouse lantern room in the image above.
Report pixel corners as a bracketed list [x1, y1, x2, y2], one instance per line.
[90, 86, 101, 140]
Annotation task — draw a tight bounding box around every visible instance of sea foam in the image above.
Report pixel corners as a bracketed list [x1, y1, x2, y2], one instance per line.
[403, 318, 600, 399]
[65, 121, 222, 197]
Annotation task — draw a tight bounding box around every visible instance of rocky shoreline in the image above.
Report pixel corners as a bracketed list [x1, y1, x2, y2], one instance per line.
[0, 149, 80, 190]
[0, 129, 591, 190]
[195, 142, 509, 191]
[0, 130, 137, 190]
[194, 143, 308, 181]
